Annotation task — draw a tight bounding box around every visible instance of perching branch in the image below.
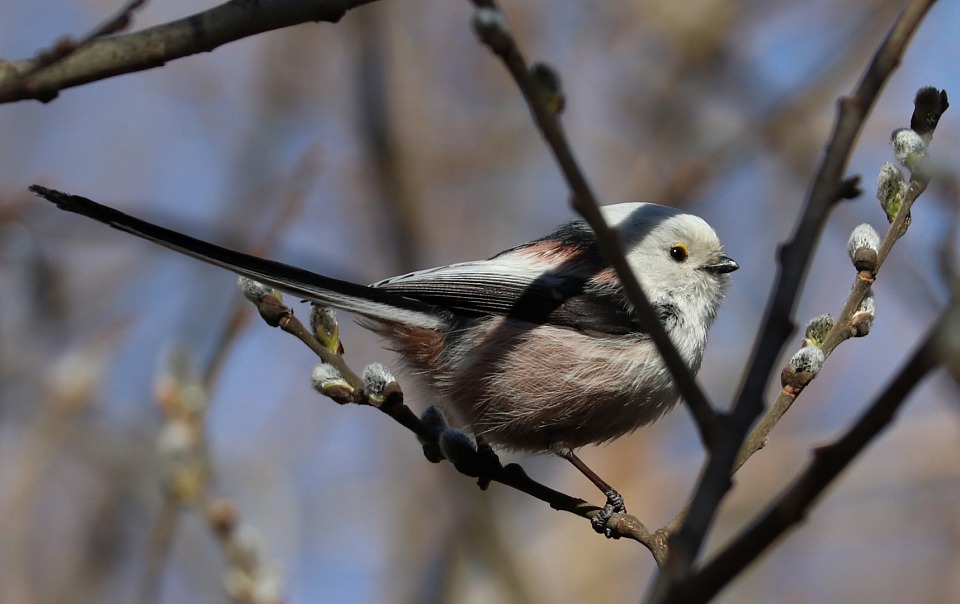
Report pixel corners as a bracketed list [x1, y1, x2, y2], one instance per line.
[653, 0, 940, 597]
[239, 281, 663, 545]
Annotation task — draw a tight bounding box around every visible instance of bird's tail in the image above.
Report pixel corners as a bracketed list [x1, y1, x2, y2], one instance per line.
[30, 186, 447, 330]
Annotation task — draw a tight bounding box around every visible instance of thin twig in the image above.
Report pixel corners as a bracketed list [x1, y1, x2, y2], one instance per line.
[653, 0, 939, 597]
[11, 0, 150, 86]
[684, 302, 949, 601]
[0, 0, 377, 104]
[736, 153, 939, 472]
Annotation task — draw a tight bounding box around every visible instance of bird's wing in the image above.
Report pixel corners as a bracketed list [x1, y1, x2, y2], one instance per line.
[373, 259, 641, 335]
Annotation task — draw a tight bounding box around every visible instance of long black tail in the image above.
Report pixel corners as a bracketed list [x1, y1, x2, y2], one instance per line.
[30, 186, 445, 329]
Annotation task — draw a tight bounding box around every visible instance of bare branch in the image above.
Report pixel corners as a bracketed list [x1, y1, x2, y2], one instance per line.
[684, 299, 951, 601]
[0, 0, 376, 104]
[653, 0, 940, 596]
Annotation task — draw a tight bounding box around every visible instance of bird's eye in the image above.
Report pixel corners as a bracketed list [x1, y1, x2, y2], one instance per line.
[669, 244, 688, 262]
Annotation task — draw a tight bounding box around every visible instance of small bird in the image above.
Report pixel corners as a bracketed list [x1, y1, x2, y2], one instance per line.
[31, 186, 737, 525]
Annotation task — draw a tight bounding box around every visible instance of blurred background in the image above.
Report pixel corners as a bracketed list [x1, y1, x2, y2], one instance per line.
[2, 0, 960, 602]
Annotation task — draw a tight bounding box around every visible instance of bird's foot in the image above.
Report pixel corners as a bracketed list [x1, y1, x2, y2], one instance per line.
[591, 489, 626, 538]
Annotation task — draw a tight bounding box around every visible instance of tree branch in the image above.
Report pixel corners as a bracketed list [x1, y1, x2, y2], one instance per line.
[683, 297, 952, 601]
[0, 0, 376, 104]
[653, 0, 940, 596]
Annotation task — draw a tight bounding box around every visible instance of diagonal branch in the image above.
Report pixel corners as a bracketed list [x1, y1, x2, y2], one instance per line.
[683, 295, 953, 601]
[653, 0, 940, 596]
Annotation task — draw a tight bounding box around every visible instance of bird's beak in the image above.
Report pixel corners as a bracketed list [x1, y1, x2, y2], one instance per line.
[704, 254, 739, 274]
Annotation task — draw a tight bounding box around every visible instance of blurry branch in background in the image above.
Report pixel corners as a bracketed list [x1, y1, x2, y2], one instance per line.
[140, 153, 320, 604]
[0, 0, 378, 104]
[0, 328, 124, 603]
[354, 7, 422, 274]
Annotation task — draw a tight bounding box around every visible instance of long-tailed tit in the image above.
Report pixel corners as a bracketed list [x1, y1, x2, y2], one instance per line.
[31, 186, 737, 525]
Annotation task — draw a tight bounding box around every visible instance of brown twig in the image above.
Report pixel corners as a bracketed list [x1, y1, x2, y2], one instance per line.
[681, 304, 946, 602]
[10, 0, 150, 87]
[653, 0, 940, 597]
[0, 0, 377, 104]
[734, 85, 946, 473]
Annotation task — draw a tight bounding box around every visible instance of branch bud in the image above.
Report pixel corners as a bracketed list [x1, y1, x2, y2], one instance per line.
[781, 346, 825, 396]
[439, 428, 477, 469]
[804, 313, 835, 347]
[847, 223, 880, 274]
[850, 290, 876, 338]
[891, 128, 926, 173]
[310, 363, 354, 403]
[472, 7, 509, 42]
[876, 162, 907, 223]
[308, 304, 343, 354]
[237, 276, 278, 303]
[361, 363, 398, 405]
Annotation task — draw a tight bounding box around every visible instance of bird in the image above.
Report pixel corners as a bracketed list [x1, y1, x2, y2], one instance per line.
[31, 185, 737, 526]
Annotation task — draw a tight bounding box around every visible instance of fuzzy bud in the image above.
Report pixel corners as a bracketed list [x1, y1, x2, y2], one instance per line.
[310, 363, 354, 403]
[790, 346, 825, 375]
[850, 290, 876, 337]
[308, 304, 343, 354]
[781, 346, 825, 396]
[804, 313, 835, 348]
[848, 223, 880, 274]
[418, 406, 448, 463]
[237, 276, 277, 303]
[891, 128, 926, 172]
[439, 428, 477, 467]
[420, 405, 448, 438]
[361, 363, 398, 405]
[876, 162, 907, 222]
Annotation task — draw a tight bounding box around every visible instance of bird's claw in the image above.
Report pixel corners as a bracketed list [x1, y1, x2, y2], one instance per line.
[591, 490, 626, 538]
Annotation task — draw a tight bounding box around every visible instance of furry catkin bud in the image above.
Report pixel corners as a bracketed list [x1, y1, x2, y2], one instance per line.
[308, 304, 342, 354]
[804, 314, 835, 348]
[310, 363, 353, 402]
[361, 363, 397, 404]
[850, 290, 876, 337]
[420, 405, 448, 438]
[418, 406, 448, 463]
[237, 276, 277, 303]
[848, 223, 880, 274]
[438, 428, 477, 466]
[790, 346, 825, 375]
[891, 128, 926, 172]
[781, 346, 825, 395]
[876, 162, 907, 222]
